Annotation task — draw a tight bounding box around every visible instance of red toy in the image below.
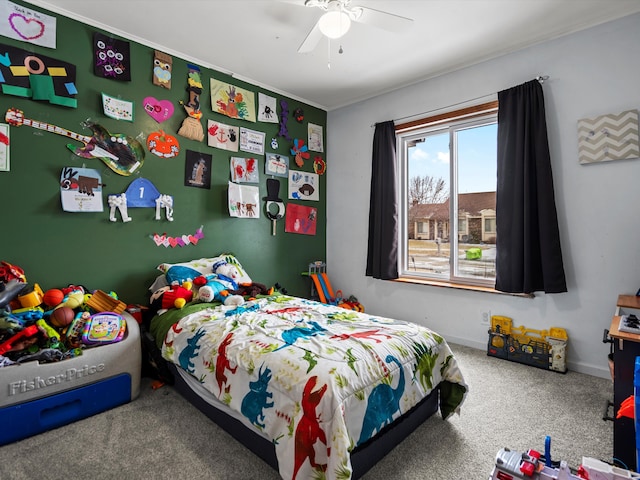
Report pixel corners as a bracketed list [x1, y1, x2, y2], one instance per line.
[0, 325, 39, 355]
[0, 261, 26, 283]
[43, 288, 64, 308]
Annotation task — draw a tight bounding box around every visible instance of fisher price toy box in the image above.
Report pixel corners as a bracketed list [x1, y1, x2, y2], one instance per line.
[0, 312, 141, 445]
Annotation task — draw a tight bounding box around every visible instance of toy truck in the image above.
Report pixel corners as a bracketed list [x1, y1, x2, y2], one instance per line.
[489, 447, 581, 480]
[487, 315, 568, 372]
[488, 448, 640, 480]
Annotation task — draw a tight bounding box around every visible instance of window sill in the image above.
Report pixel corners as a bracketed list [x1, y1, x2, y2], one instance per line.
[393, 276, 534, 298]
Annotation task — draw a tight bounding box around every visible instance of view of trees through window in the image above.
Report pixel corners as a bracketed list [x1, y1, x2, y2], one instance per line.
[398, 105, 498, 286]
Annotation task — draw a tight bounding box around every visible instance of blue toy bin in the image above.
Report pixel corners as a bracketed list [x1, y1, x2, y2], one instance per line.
[0, 312, 141, 445]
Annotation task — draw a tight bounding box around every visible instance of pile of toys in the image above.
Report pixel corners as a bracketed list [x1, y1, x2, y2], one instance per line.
[490, 437, 640, 479]
[0, 261, 131, 368]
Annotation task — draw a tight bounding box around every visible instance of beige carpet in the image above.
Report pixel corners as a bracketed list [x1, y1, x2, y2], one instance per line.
[0, 344, 614, 480]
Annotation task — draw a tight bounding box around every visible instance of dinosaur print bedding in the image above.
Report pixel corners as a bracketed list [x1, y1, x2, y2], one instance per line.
[160, 295, 468, 480]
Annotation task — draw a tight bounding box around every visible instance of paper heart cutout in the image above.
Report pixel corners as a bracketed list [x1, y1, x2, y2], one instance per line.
[181, 235, 191, 246]
[175, 237, 185, 247]
[188, 235, 199, 245]
[168, 237, 178, 248]
[194, 228, 204, 240]
[153, 234, 166, 247]
[9, 13, 45, 41]
[143, 97, 174, 123]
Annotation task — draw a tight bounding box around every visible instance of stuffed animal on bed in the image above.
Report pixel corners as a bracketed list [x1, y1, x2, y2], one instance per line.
[149, 284, 193, 316]
[193, 275, 244, 306]
[229, 282, 272, 300]
[210, 259, 249, 290]
[212, 259, 273, 300]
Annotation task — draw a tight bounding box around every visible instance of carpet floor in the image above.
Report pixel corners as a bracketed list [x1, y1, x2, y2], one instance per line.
[0, 344, 614, 479]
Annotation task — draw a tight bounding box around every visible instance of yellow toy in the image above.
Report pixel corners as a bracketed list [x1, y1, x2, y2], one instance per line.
[488, 315, 568, 372]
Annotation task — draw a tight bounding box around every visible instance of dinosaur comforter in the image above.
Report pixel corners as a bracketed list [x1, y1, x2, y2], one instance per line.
[160, 295, 468, 480]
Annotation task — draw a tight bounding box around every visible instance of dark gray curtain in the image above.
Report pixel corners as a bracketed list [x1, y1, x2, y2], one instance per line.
[366, 121, 398, 279]
[495, 79, 567, 294]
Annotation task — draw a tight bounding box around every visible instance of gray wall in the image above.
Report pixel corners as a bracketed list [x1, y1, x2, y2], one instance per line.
[326, 13, 640, 377]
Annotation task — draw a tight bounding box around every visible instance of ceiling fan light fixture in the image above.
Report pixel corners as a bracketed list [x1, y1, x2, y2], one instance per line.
[318, 10, 351, 39]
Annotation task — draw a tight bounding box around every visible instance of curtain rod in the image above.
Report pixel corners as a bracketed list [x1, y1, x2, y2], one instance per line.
[374, 75, 549, 127]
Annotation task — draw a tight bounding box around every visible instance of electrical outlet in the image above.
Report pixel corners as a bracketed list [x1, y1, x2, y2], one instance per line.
[481, 311, 491, 326]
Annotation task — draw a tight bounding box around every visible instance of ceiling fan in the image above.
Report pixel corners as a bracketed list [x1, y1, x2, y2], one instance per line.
[297, 0, 413, 53]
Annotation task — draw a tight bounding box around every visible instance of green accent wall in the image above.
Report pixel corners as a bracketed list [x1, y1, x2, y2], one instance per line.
[0, 1, 326, 304]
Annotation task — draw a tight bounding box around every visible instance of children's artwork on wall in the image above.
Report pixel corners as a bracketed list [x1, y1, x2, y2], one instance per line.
[290, 138, 310, 167]
[107, 177, 174, 222]
[230, 157, 259, 183]
[177, 64, 204, 141]
[264, 178, 285, 236]
[228, 181, 260, 218]
[210, 78, 256, 122]
[151, 226, 204, 248]
[108, 193, 131, 222]
[313, 155, 326, 175]
[124, 177, 161, 207]
[265, 152, 289, 177]
[293, 107, 304, 123]
[142, 96, 174, 123]
[5, 107, 144, 176]
[60, 166, 104, 212]
[577, 109, 640, 164]
[0, 1, 57, 48]
[185, 150, 211, 189]
[285, 203, 317, 236]
[0, 43, 77, 107]
[152, 50, 172, 89]
[278, 99, 291, 141]
[258, 92, 278, 123]
[0, 123, 9, 172]
[207, 119, 239, 152]
[147, 130, 179, 158]
[93, 33, 130, 81]
[102, 92, 134, 121]
[288, 170, 319, 201]
[239, 127, 265, 155]
[308, 123, 324, 152]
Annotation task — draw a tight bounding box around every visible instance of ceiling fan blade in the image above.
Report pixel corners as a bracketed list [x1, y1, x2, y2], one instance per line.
[355, 6, 413, 32]
[298, 21, 323, 53]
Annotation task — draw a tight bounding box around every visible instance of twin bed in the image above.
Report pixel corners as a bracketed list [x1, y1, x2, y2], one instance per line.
[145, 255, 468, 480]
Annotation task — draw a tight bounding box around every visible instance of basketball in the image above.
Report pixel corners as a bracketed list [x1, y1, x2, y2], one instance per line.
[50, 306, 75, 328]
[43, 289, 64, 308]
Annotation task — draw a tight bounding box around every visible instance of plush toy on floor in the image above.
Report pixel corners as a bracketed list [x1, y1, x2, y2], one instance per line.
[194, 275, 244, 306]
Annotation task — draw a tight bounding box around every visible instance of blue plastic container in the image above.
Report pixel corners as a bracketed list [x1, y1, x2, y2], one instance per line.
[0, 374, 131, 445]
[0, 313, 141, 445]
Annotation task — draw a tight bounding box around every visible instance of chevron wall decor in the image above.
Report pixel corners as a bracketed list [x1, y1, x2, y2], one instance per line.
[577, 109, 639, 164]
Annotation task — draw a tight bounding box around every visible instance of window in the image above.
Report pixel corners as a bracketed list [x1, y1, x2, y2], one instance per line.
[485, 217, 496, 234]
[398, 101, 498, 287]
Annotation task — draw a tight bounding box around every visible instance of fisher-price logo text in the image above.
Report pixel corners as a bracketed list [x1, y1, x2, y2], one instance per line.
[8, 363, 106, 396]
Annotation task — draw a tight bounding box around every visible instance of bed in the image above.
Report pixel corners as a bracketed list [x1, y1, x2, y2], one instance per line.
[146, 255, 468, 480]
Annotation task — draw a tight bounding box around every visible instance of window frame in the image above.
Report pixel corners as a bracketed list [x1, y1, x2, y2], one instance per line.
[396, 101, 498, 288]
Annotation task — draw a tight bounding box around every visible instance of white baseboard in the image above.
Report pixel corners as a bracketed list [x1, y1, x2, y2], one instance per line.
[444, 334, 611, 380]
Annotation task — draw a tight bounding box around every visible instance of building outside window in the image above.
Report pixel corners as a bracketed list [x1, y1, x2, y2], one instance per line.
[398, 102, 498, 287]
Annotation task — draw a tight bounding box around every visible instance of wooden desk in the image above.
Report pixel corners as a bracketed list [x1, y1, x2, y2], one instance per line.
[609, 297, 640, 471]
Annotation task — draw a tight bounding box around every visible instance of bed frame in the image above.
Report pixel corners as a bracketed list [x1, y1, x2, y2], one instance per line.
[164, 361, 440, 479]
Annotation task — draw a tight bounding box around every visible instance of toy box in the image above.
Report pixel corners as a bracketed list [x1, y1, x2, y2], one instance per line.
[0, 312, 141, 445]
[487, 315, 568, 373]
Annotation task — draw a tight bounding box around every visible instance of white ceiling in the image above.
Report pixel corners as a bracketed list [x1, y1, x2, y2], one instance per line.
[27, 0, 640, 111]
